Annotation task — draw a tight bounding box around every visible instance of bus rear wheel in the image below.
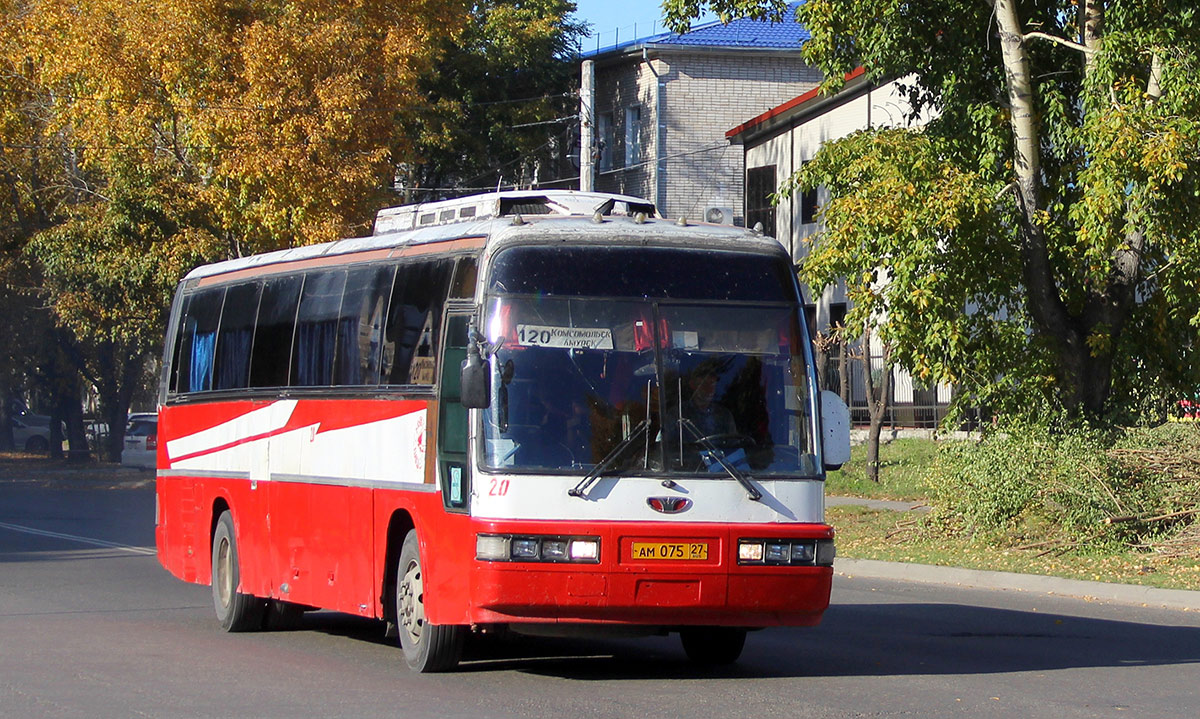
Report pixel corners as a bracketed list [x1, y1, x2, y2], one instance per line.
[395, 529, 463, 672]
[680, 627, 747, 665]
[212, 510, 264, 632]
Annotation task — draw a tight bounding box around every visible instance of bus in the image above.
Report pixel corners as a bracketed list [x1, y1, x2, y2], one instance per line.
[155, 190, 851, 672]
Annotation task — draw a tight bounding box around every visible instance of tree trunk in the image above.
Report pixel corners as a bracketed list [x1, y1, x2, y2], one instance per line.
[837, 338, 850, 406]
[995, 0, 1127, 419]
[861, 327, 892, 483]
[0, 383, 14, 452]
[95, 340, 143, 463]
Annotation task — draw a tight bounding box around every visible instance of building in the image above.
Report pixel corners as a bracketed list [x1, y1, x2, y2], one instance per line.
[726, 71, 954, 427]
[580, 4, 819, 223]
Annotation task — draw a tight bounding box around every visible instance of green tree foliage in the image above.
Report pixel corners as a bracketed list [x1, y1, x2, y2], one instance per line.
[665, 0, 1200, 422]
[402, 0, 588, 198]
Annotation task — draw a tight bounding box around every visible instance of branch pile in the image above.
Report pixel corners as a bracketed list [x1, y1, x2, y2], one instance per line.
[1107, 429, 1200, 557]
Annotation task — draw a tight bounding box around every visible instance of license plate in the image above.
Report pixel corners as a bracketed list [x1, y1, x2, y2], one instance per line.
[630, 541, 708, 561]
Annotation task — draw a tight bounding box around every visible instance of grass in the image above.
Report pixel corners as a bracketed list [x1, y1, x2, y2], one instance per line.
[830, 505, 1200, 591]
[825, 438, 939, 501]
[825, 437, 1200, 592]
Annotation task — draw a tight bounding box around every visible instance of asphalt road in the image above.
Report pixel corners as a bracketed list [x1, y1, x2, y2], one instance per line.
[2, 476, 1199, 719]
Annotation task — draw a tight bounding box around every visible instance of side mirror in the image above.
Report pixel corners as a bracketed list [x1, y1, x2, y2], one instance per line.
[460, 328, 494, 410]
[819, 390, 851, 470]
[460, 341, 491, 409]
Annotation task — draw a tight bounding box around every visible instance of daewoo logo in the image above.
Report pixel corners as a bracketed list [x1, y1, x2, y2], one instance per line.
[647, 497, 692, 514]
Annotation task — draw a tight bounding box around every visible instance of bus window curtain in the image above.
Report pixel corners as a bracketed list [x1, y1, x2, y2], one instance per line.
[296, 320, 338, 386]
[336, 318, 360, 385]
[190, 331, 216, 392]
[215, 328, 253, 390]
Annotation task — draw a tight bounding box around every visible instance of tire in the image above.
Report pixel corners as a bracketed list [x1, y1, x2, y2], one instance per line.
[680, 627, 747, 665]
[24, 435, 49, 453]
[211, 510, 264, 632]
[395, 529, 463, 672]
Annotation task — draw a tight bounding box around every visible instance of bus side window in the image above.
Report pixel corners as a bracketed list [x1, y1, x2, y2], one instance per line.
[213, 282, 261, 391]
[169, 293, 193, 395]
[293, 270, 348, 387]
[449, 255, 478, 299]
[177, 287, 226, 394]
[384, 259, 453, 386]
[250, 275, 303, 389]
[335, 265, 397, 386]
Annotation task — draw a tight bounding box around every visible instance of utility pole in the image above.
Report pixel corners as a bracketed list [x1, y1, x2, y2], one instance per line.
[580, 59, 594, 192]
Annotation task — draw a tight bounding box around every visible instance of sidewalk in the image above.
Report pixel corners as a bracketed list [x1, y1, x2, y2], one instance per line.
[836, 558, 1200, 611]
[828, 494, 1200, 612]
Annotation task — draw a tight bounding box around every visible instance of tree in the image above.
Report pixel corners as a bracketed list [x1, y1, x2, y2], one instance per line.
[400, 0, 588, 200]
[857, 326, 893, 482]
[665, 0, 1200, 422]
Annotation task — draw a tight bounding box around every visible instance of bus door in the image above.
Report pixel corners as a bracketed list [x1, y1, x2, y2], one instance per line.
[437, 311, 472, 512]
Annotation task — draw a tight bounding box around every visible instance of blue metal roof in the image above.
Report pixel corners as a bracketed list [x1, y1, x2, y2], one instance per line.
[583, 2, 808, 57]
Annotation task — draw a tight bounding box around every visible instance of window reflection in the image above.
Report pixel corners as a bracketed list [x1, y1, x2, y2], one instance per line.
[480, 296, 816, 478]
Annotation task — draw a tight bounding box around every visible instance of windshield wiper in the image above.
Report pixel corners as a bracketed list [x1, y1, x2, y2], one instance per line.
[679, 419, 762, 501]
[568, 419, 650, 499]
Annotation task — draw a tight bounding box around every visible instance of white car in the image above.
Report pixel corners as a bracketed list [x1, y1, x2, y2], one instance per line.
[13, 416, 53, 453]
[120, 414, 158, 469]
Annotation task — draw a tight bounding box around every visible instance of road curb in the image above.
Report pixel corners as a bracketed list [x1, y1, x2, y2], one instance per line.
[835, 557, 1200, 611]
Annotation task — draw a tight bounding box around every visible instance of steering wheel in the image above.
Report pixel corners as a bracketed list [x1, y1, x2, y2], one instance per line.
[694, 432, 754, 449]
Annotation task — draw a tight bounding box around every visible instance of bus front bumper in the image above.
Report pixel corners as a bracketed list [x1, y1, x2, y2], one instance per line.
[465, 522, 835, 628]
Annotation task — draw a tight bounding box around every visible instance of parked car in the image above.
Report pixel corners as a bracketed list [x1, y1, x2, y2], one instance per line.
[120, 413, 158, 469]
[12, 416, 53, 453]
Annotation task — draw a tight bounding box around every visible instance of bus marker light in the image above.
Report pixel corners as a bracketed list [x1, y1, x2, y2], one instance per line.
[815, 539, 836, 566]
[791, 542, 816, 563]
[765, 543, 789, 562]
[542, 540, 568, 560]
[476, 535, 510, 560]
[511, 538, 540, 559]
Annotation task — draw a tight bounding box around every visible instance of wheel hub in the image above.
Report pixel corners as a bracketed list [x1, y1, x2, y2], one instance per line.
[398, 559, 425, 644]
[216, 537, 233, 607]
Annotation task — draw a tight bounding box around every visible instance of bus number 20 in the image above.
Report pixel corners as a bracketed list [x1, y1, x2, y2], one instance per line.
[488, 478, 510, 496]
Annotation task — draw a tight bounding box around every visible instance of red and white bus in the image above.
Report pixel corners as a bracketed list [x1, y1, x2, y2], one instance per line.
[155, 190, 851, 672]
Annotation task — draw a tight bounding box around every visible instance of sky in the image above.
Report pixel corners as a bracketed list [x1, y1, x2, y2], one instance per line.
[572, 0, 716, 53]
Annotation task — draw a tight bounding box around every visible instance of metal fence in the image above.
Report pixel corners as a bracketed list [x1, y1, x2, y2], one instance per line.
[816, 350, 985, 430]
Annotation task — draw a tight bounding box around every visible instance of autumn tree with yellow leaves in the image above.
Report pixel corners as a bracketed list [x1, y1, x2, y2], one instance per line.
[1, 0, 581, 458]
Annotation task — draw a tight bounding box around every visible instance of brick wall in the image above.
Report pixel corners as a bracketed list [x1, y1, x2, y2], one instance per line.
[591, 49, 820, 222]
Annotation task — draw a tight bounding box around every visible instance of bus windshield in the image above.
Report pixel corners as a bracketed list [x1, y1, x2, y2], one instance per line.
[479, 255, 817, 479]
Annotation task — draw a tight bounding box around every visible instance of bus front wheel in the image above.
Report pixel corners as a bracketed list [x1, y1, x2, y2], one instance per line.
[212, 510, 264, 632]
[395, 529, 463, 672]
[680, 627, 747, 665]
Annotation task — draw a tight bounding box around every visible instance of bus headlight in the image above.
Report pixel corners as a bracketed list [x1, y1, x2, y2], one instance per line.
[476, 534, 601, 563]
[738, 538, 831, 566]
[738, 541, 764, 562]
[567, 539, 599, 561]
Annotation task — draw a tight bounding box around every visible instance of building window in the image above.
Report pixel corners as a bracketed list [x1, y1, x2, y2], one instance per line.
[800, 160, 819, 225]
[596, 113, 613, 172]
[746, 165, 777, 237]
[624, 105, 641, 167]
